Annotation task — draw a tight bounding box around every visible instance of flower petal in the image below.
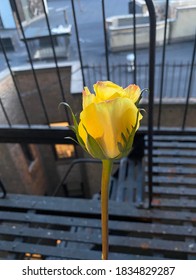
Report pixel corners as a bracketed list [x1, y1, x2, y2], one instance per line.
[79, 97, 141, 159]
[93, 81, 124, 101]
[79, 102, 103, 141]
[124, 84, 141, 103]
[82, 87, 95, 109]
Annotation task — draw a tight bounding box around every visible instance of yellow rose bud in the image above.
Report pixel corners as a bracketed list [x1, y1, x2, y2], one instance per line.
[62, 81, 144, 260]
[77, 81, 143, 159]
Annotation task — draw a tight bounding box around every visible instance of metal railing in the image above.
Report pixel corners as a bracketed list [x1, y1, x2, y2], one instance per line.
[0, 0, 196, 128]
[83, 62, 196, 100]
[0, 0, 196, 206]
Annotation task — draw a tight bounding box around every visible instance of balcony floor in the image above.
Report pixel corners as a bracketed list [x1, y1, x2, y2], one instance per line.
[0, 133, 195, 260]
[0, 193, 195, 260]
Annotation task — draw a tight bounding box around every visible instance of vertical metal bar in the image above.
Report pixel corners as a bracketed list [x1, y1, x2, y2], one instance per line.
[70, 0, 85, 86]
[164, 63, 169, 98]
[94, 65, 98, 81]
[177, 62, 183, 98]
[99, 63, 103, 80]
[145, 0, 156, 208]
[0, 180, 7, 199]
[0, 36, 30, 126]
[157, 63, 162, 99]
[145, 63, 149, 90]
[0, 98, 12, 127]
[12, 0, 51, 126]
[98, 64, 101, 81]
[157, 0, 169, 128]
[41, 0, 71, 123]
[86, 65, 91, 87]
[126, 63, 129, 85]
[112, 63, 115, 83]
[133, 0, 137, 84]
[93, 64, 97, 82]
[101, 0, 110, 80]
[137, 62, 141, 86]
[170, 62, 175, 97]
[119, 64, 122, 85]
[183, 62, 190, 98]
[182, 33, 196, 130]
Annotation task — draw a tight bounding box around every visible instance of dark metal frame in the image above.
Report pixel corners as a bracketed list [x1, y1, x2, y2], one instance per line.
[144, 0, 156, 207]
[1, 0, 196, 207]
[157, 0, 169, 129]
[0, 0, 155, 207]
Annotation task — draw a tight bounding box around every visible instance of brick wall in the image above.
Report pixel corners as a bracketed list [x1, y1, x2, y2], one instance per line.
[0, 64, 80, 195]
[12, 65, 72, 124]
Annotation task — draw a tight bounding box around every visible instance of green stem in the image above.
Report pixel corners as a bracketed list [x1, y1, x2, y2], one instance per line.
[101, 159, 113, 260]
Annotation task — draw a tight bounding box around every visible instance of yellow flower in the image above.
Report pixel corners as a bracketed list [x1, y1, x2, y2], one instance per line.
[62, 81, 143, 259]
[76, 81, 143, 159]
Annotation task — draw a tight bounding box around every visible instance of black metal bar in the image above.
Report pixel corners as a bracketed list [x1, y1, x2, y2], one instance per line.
[0, 36, 30, 126]
[170, 62, 175, 97]
[145, 63, 148, 90]
[92, 64, 97, 82]
[145, 0, 156, 208]
[157, 0, 169, 128]
[112, 63, 115, 83]
[164, 63, 169, 98]
[0, 125, 76, 144]
[86, 65, 91, 88]
[126, 63, 129, 85]
[12, 0, 51, 126]
[182, 33, 196, 130]
[1, 125, 196, 145]
[137, 64, 142, 89]
[157, 63, 162, 98]
[184, 62, 191, 99]
[119, 64, 122, 85]
[101, 0, 110, 80]
[41, 0, 71, 123]
[133, 0, 137, 84]
[177, 62, 183, 98]
[0, 98, 12, 127]
[53, 158, 101, 196]
[70, 0, 86, 86]
[0, 180, 7, 199]
[172, 63, 177, 97]
[99, 63, 103, 80]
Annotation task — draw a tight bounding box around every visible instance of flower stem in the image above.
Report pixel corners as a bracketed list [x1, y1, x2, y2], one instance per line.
[101, 159, 113, 260]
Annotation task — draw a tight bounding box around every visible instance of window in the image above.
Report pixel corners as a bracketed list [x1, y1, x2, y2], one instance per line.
[50, 122, 75, 159]
[0, 38, 14, 52]
[39, 36, 58, 48]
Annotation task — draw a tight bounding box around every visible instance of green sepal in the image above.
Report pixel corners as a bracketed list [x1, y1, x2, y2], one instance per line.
[68, 125, 76, 133]
[117, 142, 124, 153]
[83, 125, 107, 159]
[59, 102, 79, 131]
[115, 110, 140, 159]
[135, 88, 149, 106]
[121, 132, 127, 144]
[59, 102, 87, 152]
[65, 136, 80, 145]
[69, 124, 87, 152]
[76, 133, 88, 153]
